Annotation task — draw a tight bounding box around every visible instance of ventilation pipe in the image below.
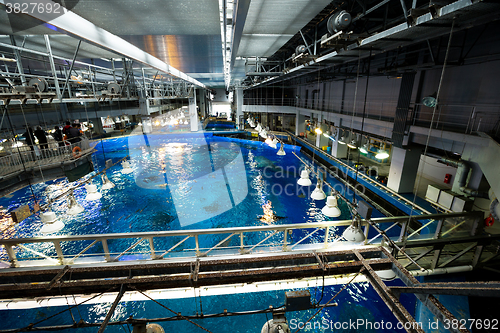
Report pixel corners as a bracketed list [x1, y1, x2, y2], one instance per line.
[489, 188, 500, 222]
[437, 158, 489, 198]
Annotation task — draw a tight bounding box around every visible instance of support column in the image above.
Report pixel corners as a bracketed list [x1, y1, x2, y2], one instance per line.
[331, 131, 348, 159]
[295, 112, 305, 136]
[199, 90, 207, 120]
[387, 147, 421, 193]
[9, 36, 26, 86]
[236, 87, 244, 130]
[44, 35, 61, 100]
[189, 89, 199, 132]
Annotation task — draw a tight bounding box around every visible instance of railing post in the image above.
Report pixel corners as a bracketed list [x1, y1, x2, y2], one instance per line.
[239, 233, 244, 254]
[148, 237, 156, 259]
[283, 229, 288, 251]
[53, 241, 64, 265]
[323, 226, 330, 248]
[101, 239, 111, 262]
[195, 235, 200, 256]
[434, 219, 445, 239]
[5, 244, 17, 267]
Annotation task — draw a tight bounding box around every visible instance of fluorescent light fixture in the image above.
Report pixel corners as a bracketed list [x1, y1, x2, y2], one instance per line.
[315, 128, 322, 135]
[375, 150, 389, 160]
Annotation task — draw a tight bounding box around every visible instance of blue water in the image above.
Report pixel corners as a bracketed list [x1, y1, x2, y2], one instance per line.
[0, 132, 413, 332]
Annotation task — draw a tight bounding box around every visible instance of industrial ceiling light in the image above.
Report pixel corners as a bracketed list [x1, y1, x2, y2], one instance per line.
[270, 136, 278, 149]
[376, 269, 397, 281]
[311, 180, 327, 200]
[297, 169, 312, 186]
[422, 93, 437, 108]
[347, 139, 357, 149]
[322, 195, 341, 217]
[66, 191, 84, 215]
[342, 216, 365, 242]
[121, 160, 134, 174]
[85, 182, 102, 201]
[375, 150, 390, 160]
[315, 127, 323, 135]
[259, 129, 268, 139]
[255, 123, 263, 132]
[359, 142, 369, 154]
[338, 136, 346, 145]
[40, 210, 65, 234]
[277, 144, 286, 156]
[101, 173, 115, 190]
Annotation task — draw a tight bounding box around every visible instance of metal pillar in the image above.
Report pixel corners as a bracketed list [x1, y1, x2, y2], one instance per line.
[236, 87, 243, 130]
[189, 89, 199, 132]
[44, 35, 62, 100]
[9, 36, 26, 86]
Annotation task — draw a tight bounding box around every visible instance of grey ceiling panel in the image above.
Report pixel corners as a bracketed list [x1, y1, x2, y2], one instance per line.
[238, 35, 294, 57]
[243, 0, 332, 35]
[121, 35, 223, 74]
[69, 0, 221, 35]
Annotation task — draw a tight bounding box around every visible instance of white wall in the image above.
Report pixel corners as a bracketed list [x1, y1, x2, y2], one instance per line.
[416, 155, 457, 185]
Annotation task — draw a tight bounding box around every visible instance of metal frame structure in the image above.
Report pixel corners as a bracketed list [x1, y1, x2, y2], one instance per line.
[1, 246, 496, 333]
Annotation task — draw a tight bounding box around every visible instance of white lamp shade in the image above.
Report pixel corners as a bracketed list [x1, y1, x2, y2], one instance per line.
[40, 211, 65, 234]
[121, 161, 134, 174]
[311, 184, 326, 200]
[376, 269, 397, 281]
[342, 224, 366, 242]
[101, 174, 115, 190]
[259, 130, 268, 139]
[297, 170, 312, 186]
[277, 145, 286, 156]
[322, 196, 341, 217]
[67, 194, 84, 215]
[85, 184, 102, 201]
[255, 124, 262, 132]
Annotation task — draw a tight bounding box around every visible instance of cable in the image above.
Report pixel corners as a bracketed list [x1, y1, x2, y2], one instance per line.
[293, 268, 364, 333]
[132, 288, 215, 333]
[404, 19, 456, 249]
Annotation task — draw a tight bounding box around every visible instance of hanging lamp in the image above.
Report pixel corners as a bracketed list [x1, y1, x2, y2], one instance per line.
[342, 216, 365, 242]
[85, 182, 102, 201]
[40, 210, 65, 234]
[101, 172, 115, 190]
[311, 179, 326, 200]
[277, 144, 286, 156]
[322, 195, 341, 217]
[66, 191, 84, 215]
[297, 169, 312, 186]
[121, 160, 134, 174]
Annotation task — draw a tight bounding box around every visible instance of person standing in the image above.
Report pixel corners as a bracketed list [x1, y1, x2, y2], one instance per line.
[23, 126, 35, 151]
[67, 123, 82, 144]
[53, 126, 64, 147]
[62, 121, 72, 136]
[34, 126, 48, 150]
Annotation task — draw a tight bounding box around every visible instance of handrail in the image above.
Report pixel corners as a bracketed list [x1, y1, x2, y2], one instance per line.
[0, 212, 475, 246]
[0, 211, 478, 267]
[291, 133, 432, 215]
[0, 138, 95, 177]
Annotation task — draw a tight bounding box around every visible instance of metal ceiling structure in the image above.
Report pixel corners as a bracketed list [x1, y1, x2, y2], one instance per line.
[0, 0, 499, 90]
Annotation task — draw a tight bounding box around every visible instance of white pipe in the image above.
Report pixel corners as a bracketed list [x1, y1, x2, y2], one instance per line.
[409, 265, 473, 277]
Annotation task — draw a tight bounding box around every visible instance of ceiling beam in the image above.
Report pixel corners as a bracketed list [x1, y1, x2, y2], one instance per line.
[230, 0, 252, 77]
[12, 0, 206, 89]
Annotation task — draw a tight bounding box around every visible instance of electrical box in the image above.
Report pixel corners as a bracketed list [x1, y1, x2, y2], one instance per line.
[357, 200, 373, 220]
[451, 196, 473, 212]
[285, 290, 311, 311]
[425, 184, 448, 203]
[438, 190, 455, 209]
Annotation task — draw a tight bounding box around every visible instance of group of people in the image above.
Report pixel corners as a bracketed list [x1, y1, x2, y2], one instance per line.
[23, 121, 83, 152]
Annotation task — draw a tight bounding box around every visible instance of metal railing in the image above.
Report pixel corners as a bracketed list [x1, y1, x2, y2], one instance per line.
[0, 212, 479, 268]
[0, 138, 94, 177]
[244, 98, 500, 136]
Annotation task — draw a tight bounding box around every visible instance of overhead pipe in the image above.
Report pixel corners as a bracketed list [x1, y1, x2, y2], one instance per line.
[437, 157, 489, 198]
